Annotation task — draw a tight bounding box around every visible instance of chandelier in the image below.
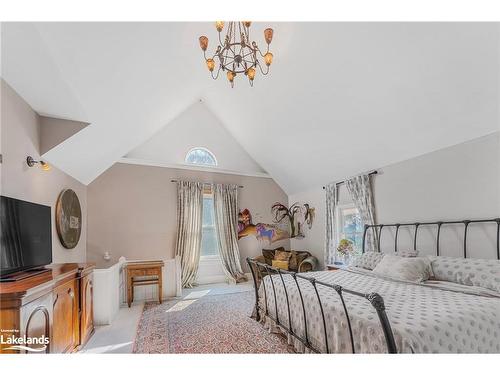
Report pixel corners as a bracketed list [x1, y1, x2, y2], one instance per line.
[198, 21, 274, 88]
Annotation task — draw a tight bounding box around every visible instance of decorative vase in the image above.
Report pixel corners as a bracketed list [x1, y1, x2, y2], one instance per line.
[343, 253, 352, 266]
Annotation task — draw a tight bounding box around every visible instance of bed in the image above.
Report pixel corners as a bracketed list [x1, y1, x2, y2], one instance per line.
[247, 218, 500, 353]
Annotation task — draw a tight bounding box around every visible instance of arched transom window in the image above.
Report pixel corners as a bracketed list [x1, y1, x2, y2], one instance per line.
[185, 147, 217, 166]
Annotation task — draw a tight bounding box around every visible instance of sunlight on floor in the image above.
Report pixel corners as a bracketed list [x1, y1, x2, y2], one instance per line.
[166, 299, 197, 312]
[183, 290, 211, 299]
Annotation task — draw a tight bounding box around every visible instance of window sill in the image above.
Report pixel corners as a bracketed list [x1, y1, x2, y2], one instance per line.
[199, 256, 221, 263]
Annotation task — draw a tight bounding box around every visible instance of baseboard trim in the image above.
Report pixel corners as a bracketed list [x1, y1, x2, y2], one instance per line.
[196, 272, 253, 286]
[196, 274, 228, 285]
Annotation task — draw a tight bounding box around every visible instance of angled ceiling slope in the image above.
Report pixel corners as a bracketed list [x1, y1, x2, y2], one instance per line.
[1, 23, 499, 194]
[40, 116, 89, 155]
[122, 101, 269, 177]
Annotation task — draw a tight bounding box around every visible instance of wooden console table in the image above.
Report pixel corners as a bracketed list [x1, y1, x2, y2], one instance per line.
[125, 260, 164, 307]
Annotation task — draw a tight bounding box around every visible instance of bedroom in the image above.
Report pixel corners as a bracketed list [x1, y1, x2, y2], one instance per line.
[0, 1, 499, 373]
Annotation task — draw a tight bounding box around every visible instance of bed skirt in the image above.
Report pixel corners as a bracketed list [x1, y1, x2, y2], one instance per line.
[259, 314, 314, 354]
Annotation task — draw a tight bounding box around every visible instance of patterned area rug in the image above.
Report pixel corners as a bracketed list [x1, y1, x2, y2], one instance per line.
[133, 290, 294, 353]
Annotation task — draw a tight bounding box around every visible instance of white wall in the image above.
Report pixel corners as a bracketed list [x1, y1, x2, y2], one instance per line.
[1, 80, 87, 264]
[290, 133, 500, 268]
[87, 162, 290, 295]
[126, 101, 266, 176]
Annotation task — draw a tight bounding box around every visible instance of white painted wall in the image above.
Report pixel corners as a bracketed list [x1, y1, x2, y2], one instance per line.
[0, 79, 87, 264]
[87, 163, 290, 286]
[126, 101, 266, 176]
[93, 258, 125, 325]
[290, 133, 500, 268]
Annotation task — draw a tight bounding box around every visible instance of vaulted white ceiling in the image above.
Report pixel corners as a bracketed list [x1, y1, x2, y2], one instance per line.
[123, 100, 268, 177]
[1, 22, 499, 194]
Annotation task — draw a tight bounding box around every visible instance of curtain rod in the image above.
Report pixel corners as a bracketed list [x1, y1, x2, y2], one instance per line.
[322, 170, 378, 190]
[170, 179, 243, 188]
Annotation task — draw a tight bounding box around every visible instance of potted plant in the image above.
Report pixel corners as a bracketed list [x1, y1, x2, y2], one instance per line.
[336, 239, 354, 265]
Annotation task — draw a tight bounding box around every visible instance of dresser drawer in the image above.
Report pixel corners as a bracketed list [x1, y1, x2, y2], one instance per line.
[129, 269, 147, 277]
[129, 268, 160, 278]
[146, 268, 160, 276]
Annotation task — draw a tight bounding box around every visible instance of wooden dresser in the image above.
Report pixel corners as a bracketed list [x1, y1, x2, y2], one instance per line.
[0, 263, 95, 354]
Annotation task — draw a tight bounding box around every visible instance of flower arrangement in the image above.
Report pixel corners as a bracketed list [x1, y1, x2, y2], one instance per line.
[337, 239, 354, 256]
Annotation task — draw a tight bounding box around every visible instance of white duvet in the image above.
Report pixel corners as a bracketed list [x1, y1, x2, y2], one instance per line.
[259, 268, 500, 353]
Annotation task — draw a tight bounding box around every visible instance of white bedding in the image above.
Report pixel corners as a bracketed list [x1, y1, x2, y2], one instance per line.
[259, 268, 500, 353]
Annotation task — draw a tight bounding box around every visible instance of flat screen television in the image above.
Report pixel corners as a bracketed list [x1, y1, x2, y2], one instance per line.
[0, 196, 52, 277]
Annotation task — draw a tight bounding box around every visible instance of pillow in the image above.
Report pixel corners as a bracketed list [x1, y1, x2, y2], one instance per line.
[372, 255, 433, 283]
[272, 260, 289, 270]
[289, 250, 309, 271]
[395, 250, 418, 257]
[429, 256, 500, 293]
[274, 250, 292, 262]
[262, 247, 283, 265]
[352, 251, 385, 270]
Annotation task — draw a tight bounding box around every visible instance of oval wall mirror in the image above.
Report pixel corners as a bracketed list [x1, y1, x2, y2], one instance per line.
[56, 189, 82, 249]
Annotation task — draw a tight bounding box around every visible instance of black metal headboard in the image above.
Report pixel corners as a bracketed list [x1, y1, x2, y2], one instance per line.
[362, 218, 500, 259]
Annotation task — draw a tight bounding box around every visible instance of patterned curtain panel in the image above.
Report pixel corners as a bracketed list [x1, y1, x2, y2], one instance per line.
[325, 182, 339, 265]
[345, 174, 378, 252]
[175, 181, 204, 288]
[212, 184, 247, 283]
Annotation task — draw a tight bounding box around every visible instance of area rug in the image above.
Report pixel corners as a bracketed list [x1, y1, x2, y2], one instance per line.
[133, 290, 294, 353]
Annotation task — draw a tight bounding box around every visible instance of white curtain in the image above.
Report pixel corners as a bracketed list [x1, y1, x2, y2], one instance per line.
[212, 183, 247, 283]
[325, 182, 339, 265]
[345, 174, 378, 252]
[175, 181, 204, 288]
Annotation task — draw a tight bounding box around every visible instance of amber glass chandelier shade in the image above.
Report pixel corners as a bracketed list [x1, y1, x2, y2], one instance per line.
[199, 36, 208, 51]
[243, 21, 252, 28]
[206, 58, 215, 71]
[227, 71, 235, 82]
[264, 28, 274, 44]
[215, 21, 224, 32]
[246, 67, 256, 80]
[264, 52, 273, 66]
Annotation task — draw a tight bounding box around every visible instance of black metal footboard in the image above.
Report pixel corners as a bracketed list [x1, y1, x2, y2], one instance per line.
[247, 258, 397, 354]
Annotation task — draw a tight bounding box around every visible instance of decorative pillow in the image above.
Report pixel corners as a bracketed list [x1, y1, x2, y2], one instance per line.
[289, 250, 309, 271]
[429, 256, 500, 293]
[372, 255, 433, 282]
[274, 250, 292, 262]
[262, 247, 283, 265]
[395, 250, 419, 257]
[352, 251, 385, 270]
[272, 260, 289, 270]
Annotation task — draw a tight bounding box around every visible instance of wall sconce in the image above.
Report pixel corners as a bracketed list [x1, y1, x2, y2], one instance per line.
[26, 156, 51, 171]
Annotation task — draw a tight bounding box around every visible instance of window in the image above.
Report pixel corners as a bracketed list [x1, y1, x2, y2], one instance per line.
[201, 195, 219, 258]
[185, 147, 217, 166]
[336, 203, 364, 254]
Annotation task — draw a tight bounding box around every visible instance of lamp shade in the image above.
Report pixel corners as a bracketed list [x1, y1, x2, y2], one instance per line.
[199, 36, 208, 51]
[264, 28, 274, 44]
[215, 21, 224, 32]
[246, 67, 256, 80]
[264, 52, 273, 66]
[206, 58, 215, 71]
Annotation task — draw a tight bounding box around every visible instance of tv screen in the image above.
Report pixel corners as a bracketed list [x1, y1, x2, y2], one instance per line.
[0, 196, 52, 276]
